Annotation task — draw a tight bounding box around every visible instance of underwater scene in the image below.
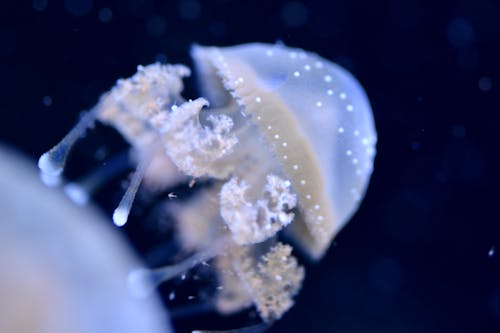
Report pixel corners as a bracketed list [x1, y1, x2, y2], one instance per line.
[2, 0, 499, 332]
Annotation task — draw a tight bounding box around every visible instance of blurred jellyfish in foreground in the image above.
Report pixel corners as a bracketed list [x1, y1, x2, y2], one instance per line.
[39, 43, 377, 329]
[0, 145, 172, 333]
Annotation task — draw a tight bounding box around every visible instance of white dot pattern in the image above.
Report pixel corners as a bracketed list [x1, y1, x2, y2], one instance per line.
[196, 43, 377, 258]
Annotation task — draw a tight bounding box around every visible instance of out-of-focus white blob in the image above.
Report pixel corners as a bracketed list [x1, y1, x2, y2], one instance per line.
[0, 145, 172, 333]
[64, 182, 90, 205]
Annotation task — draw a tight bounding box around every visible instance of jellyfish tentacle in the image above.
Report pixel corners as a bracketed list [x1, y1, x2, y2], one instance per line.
[64, 150, 131, 206]
[94, 63, 191, 192]
[38, 108, 99, 185]
[127, 236, 231, 298]
[220, 174, 297, 245]
[192, 322, 270, 333]
[112, 145, 160, 227]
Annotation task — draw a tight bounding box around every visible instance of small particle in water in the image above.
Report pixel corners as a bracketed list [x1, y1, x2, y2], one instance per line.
[488, 246, 495, 257]
[478, 76, 492, 92]
[33, 0, 48, 11]
[178, 0, 201, 21]
[369, 257, 404, 295]
[446, 17, 475, 48]
[94, 146, 108, 160]
[42, 96, 52, 107]
[280, 1, 308, 28]
[98, 7, 112, 23]
[168, 192, 177, 199]
[64, 0, 93, 17]
[209, 21, 227, 38]
[452, 124, 466, 138]
[155, 53, 168, 63]
[169, 291, 175, 301]
[411, 141, 421, 151]
[146, 16, 167, 37]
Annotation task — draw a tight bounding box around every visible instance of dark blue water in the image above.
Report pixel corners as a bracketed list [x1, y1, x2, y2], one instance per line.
[3, 1, 500, 332]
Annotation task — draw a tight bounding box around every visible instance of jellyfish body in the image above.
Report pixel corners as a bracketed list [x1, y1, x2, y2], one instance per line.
[190, 43, 377, 258]
[1, 146, 172, 333]
[39, 43, 377, 324]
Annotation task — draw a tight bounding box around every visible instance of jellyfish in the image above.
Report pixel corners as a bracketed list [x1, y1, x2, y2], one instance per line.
[0, 145, 172, 333]
[38, 43, 377, 329]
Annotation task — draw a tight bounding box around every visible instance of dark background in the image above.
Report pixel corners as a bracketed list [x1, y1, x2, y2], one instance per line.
[3, 0, 500, 332]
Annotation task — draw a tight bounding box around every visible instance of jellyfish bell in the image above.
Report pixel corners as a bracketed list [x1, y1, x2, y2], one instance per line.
[190, 43, 377, 258]
[38, 42, 377, 328]
[0, 145, 172, 333]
